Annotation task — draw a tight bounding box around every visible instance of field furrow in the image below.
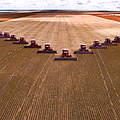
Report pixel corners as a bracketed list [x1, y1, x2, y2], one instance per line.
[0, 12, 120, 120]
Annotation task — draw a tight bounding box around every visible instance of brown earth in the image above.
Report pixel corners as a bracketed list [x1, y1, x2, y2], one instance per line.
[95, 14, 120, 22]
[0, 11, 41, 22]
[0, 11, 120, 120]
[0, 10, 120, 22]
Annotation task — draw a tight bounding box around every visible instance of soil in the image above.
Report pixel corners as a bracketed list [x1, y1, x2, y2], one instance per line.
[0, 11, 120, 119]
[95, 14, 120, 22]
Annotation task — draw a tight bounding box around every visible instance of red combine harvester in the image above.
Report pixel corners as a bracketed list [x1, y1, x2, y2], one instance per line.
[0, 32, 4, 38]
[13, 37, 29, 44]
[54, 49, 77, 61]
[24, 40, 41, 48]
[112, 35, 120, 43]
[102, 37, 117, 46]
[4, 34, 19, 41]
[74, 44, 94, 54]
[89, 40, 107, 49]
[37, 43, 57, 53]
[3, 32, 10, 38]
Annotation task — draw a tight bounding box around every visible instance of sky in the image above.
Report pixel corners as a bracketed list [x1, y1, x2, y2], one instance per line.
[0, 0, 120, 11]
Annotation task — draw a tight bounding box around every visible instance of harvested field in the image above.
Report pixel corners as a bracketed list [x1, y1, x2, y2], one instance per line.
[0, 11, 120, 120]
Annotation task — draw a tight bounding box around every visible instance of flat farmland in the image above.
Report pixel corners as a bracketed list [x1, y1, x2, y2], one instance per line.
[0, 12, 120, 120]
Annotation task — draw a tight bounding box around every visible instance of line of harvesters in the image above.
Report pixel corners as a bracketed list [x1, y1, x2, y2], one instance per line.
[0, 31, 120, 61]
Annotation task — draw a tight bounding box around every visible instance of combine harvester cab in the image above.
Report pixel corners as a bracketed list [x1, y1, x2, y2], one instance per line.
[54, 49, 77, 61]
[74, 44, 94, 54]
[4, 34, 19, 41]
[0, 32, 4, 38]
[24, 40, 41, 48]
[37, 43, 57, 53]
[3, 32, 10, 38]
[102, 37, 117, 46]
[89, 40, 107, 49]
[13, 37, 29, 44]
[112, 35, 120, 43]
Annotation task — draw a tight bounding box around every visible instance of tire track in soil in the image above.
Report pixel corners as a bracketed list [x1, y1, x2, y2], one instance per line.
[0, 49, 36, 114]
[83, 27, 117, 119]
[0, 21, 49, 71]
[0, 14, 120, 120]
[21, 20, 58, 120]
[0, 54, 53, 120]
[82, 22, 120, 119]
[62, 15, 118, 119]
[15, 20, 60, 120]
[62, 16, 91, 120]
[62, 16, 99, 120]
[0, 47, 24, 71]
[0, 22, 44, 62]
[88, 23, 120, 119]
[94, 51, 118, 120]
[0, 39, 32, 59]
[69, 16, 119, 97]
[28, 16, 79, 120]
[0, 43, 22, 58]
[0, 49, 35, 89]
[52, 57, 89, 120]
[0, 48, 37, 91]
[1, 21, 56, 119]
[23, 55, 54, 120]
[19, 14, 120, 119]
[0, 18, 53, 81]
[81, 54, 116, 120]
[0, 19, 55, 119]
[0, 21, 47, 48]
[45, 16, 83, 120]
[0, 51, 36, 91]
[0, 49, 51, 119]
[67, 29, 115, 119]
